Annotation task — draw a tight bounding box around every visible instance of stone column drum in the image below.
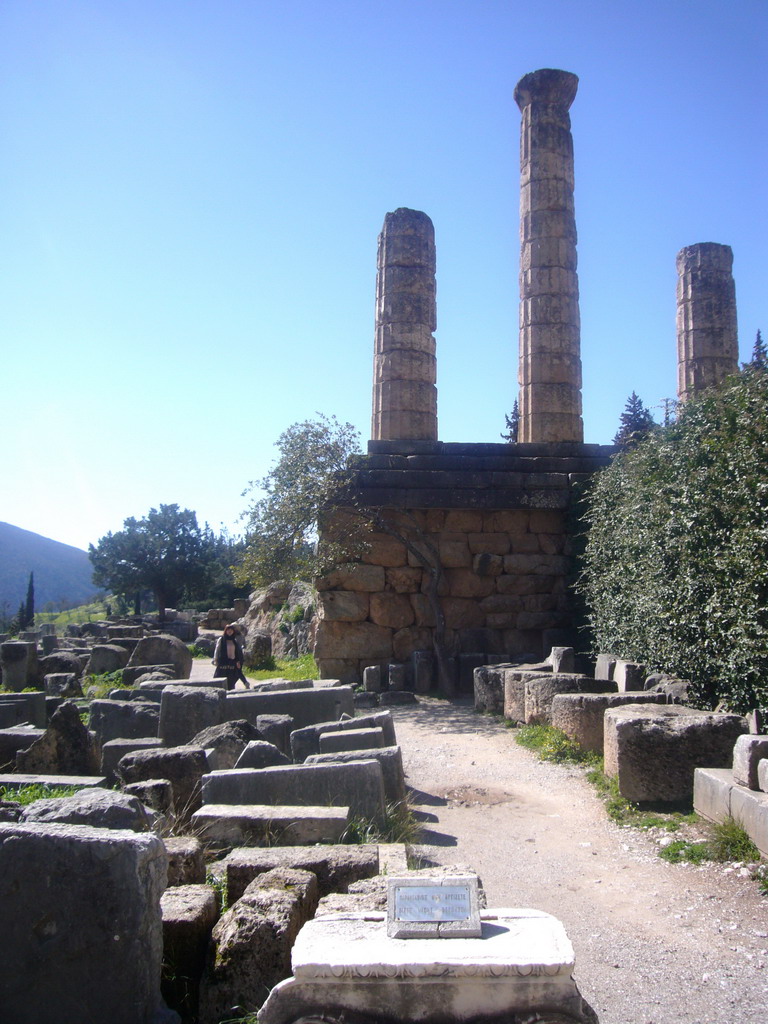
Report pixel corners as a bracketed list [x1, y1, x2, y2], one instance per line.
[371, 208, 437, 441]
[676, 242, 738, 403]
[514, 69, 583, 443]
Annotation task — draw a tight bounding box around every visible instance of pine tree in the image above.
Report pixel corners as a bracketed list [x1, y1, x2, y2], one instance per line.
[613, 392, 656, 450]
[750, 329, 766, 369]
[500, 399, 520, 443]
[24, 572, 34, 628]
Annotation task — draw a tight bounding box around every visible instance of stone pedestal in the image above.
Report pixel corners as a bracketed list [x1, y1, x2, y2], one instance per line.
[372, 208, 438, 441]
[676, 242, 738, 402]
[515, 69, 583, 444]
[258, 908, 595, 1024]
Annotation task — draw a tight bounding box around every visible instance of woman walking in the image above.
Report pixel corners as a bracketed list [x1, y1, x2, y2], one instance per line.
[212, 625, 250, 691]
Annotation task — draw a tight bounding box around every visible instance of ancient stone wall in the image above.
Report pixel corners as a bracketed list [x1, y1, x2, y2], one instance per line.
[314, 441, 614, 684]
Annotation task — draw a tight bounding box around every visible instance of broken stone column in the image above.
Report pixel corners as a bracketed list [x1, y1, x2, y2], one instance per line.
[371, 208, 437, 441]
[515, 68, 583, 443]
[676, 242, 738, 403]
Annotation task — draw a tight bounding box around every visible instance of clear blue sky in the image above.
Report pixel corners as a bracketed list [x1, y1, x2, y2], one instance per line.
[2, 0, 765, 551]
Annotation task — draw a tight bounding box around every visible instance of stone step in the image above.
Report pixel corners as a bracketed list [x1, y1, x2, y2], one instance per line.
[191, 804, 349, 846]
[0, 773, 108, 790]
[694, 767, 768, 857]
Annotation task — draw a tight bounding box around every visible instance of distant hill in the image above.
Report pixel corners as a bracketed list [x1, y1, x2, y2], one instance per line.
[0, 522, 101, 615]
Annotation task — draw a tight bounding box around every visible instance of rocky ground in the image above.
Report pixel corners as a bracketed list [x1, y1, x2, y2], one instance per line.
[391, 697, 768, 1024]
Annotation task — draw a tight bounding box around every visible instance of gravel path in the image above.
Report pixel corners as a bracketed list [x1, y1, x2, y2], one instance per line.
[389, 697, 768, 1024]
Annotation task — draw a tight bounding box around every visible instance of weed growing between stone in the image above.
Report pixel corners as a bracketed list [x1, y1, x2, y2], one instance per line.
[83, 669, 125, 699]
[206, 867, 229, 912]
[515, 723, 601, 766]
[0, 783, 83, 805]
[342, 800, 422, 846]
[709, 816, 761, 862]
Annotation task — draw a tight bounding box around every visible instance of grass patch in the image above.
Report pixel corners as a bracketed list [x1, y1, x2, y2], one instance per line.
[516, 724, 602, 766]
[710, 816, 761, 862]
[342, 800, 422, 846]
[659, 838, 712, 864]
[0, 783, 83, 805]
[246, 653, 319, 681]
[584, 765, 699, 831]
[82, 670, 126, 699]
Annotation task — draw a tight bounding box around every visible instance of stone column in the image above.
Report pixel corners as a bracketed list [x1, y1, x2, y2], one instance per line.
[371, 208, 437, 441]
[514, 69, 583, 443]
[676, 243, 738, 403]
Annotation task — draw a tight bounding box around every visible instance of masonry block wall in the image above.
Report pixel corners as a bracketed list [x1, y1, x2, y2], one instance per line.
[314, 440, 614, 684]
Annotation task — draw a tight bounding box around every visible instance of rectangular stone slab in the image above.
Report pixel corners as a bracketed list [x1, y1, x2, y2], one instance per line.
[202, 760, 385, 822]
[0, 773, 108, 789]
[191, 803, 349, 845]
[258, 908, 585, 1024]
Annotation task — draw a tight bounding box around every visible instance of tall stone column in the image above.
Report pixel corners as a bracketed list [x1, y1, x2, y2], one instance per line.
[676, 243, 738, 403]
[515, 69, 583, 443]
[371, 208, 437, 441]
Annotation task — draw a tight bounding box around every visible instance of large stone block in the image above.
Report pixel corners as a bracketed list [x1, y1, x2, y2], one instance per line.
[474, 664, 514, 715]
[202, 760, 386, 823]
[693, 767, 735, 824]
[127, 633, 192, 679]
[223, 844, 379, 903]
[101, 737, 165, 782]
[0, 821, 169, 1024]
[369, 592, 414, 629]
[316, 590, 370, 622]
[0, 690, 46, 728]
[306, 745, 407, 804]
[551, 692, 658, 754]
[319, 726, 385, 754]
[316, 564, 386, 592]
[199, 867, 319, 1024]
[21, 787, 150, 831]
[16, 701, 100, 776]
[161, 883, 219, 1022]
[524, 673, 601, 725]
[730, 785, 768, 858]
[604, 705, 748, 804]
[159, 685, 227, 747]
[85, 643, 131, 676]
[613, 659, 646, 692]
[223, 686, 355, 730]
[732, 734, 768, 790]
[117, 745, 209, 822]
[290, 711, 396, 761]
[89, 699, 160, 745]
[190, 718, 261, 771]
[314, 621, 393, 662]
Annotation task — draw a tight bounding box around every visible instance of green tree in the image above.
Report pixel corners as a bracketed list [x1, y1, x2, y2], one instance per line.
[24, 572, 34, 629]
[89, 505, 214, 621]
[500, 400, 520, 443]
[613, 392, 656, 449]
[237, 414, 457, 693]
[747, 328, 766, 369]
[237, 414, 364, 587]
[580, 367, 768, 714]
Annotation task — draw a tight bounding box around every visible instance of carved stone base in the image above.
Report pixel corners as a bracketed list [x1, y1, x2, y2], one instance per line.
[258, 909, 598, 1024]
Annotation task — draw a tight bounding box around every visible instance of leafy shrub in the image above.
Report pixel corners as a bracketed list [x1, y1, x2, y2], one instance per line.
[579, 367, 768, 714]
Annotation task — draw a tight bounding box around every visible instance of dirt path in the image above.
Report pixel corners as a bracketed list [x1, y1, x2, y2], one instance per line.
[389, 698, 768, 1024]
